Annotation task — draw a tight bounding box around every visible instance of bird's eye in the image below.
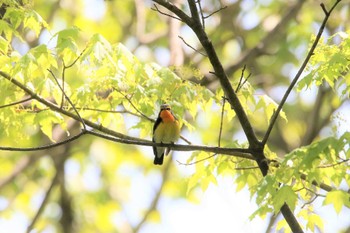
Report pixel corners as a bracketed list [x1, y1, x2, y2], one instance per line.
[166, 108, 170, 110]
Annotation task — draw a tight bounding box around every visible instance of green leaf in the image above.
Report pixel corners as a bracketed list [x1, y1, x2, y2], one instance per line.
[256, 95, 287, 123]
[276, 219, 290, 233]
[306, 213, 324, 232]
[3, 7, 24, 30]
[0, 36, 9, 54]
[187, 173, 200, 195]
[56, 27, 80, 62]
[272, 186, 297, 213]
[23, 10, 46, 36]
[323, 190, 350, 214]
[200, 173, 217, 192]
[34, 111, 67, 142]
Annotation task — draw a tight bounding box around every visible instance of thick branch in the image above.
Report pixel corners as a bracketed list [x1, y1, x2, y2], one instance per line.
[187, 0, 201, 26]
[0, 71, 254, 161]
[192, 21, 261, 149]
[152, 0, 261, 148]
[152, 0, 192, 23]
[280, 204, 303, 233]
[86, 130, 255, 160]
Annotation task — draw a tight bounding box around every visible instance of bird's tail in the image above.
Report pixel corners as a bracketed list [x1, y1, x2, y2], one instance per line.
[154, 153, 164, 165]
[154, 147, 165, 165]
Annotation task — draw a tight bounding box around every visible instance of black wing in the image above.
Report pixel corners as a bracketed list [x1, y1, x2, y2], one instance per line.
[152, 114, 162, 156]
[153, 114, 162, 134]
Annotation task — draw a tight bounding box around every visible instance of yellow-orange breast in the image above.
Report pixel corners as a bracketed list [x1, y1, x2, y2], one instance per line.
[153, 110, 180, 143]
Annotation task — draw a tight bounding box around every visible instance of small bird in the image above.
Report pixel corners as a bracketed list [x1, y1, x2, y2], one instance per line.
[153, 104, 180, 165]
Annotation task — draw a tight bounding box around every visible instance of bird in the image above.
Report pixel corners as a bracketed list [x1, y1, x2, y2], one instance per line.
[153, 104, 180, 165]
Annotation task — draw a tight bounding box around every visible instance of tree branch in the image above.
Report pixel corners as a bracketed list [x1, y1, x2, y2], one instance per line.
[0, 120, 80, 192]
[48, 69, 86, 130]
[0, 154, 39, 190]
[0, 131, 85, 151]
[0, 70, 145, 142]
[151, 0, 263, 154]
[203, 6, 227, 20]
[201, 0, 305, 86]
[85, 130, 255, 160]
[0, 96, 32, 109]
[187, 0, 201, 26]
[26, 170, 60, 233]
[178, 35, 207, 56]
[0, 79, 254, 159]
[262, 0, 342, 146]
[280, 204, 303, 233]
[151, 2, 188, 22]
[218, 96, 225, 147]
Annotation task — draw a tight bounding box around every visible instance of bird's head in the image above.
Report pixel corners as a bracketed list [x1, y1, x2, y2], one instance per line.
[159, 104, 175, 122]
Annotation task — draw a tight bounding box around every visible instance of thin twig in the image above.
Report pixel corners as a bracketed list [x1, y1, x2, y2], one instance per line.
[66, 99, 192, 145]
[203, 6, 227, 19]
[178, 36, 207, 56]
[303, 186, 326, 198]
[68, 107, 141, 115]
[29, 105, 147, 118]
[114, 89, 154, 122]
[64, 46, 88, 69]
[151, 4, 183, 21]
[0, 97, 32, 109]
[26, 170, 60, 233]
[235, 65, 251, 93]
[180, 135, 192, 144]
[0, 131, 85, 151]
[177, 153, 217, 165]
[47, 69, 86, 130]
[236, 65, 246, 93]
[318, 158, 350, 168]
[153, 0, 193, 23]
[218, 96, 226, 147]
[61, 61, 66, 108]
[60, 47, 87, 107]
[301, 195, 318, 209]
[299, 173, 334, 193]
[197, 0, 205, 29]
[262, 0, 342, 146]
[299, 182, 325, 208]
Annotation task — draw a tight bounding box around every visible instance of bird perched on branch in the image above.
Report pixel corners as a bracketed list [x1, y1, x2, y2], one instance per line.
[153, 104, 180, 165]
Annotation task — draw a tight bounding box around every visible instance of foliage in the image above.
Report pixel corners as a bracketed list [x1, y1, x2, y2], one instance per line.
[298, 31, 350, 96]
